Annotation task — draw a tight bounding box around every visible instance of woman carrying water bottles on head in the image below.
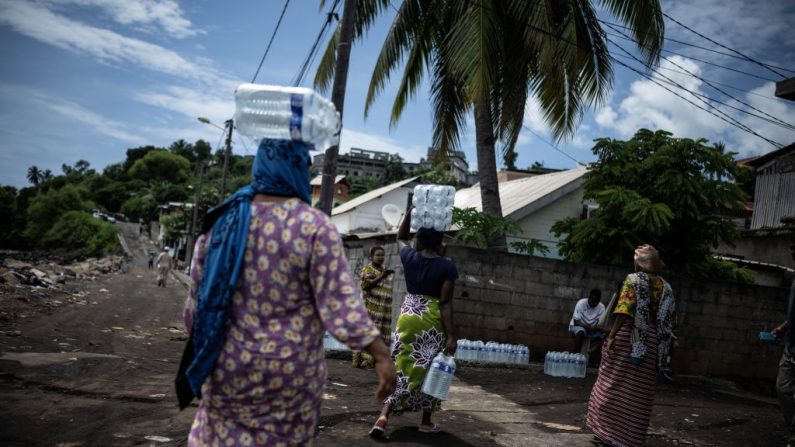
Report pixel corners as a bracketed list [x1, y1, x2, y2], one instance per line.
[369, 204, 458, 438]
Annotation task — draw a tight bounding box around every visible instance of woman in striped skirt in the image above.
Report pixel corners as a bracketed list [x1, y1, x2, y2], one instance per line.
[587, 244, 675, 447]
[352, 246, 395, 368]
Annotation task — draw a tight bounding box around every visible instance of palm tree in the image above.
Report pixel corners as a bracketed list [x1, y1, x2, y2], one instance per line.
[315, 0, 664, 249]
[41, 169, 53, 182]
[27, 165, 42, 187]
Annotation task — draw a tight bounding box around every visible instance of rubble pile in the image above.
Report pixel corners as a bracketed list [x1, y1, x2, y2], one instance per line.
[0, 255, 126, 288]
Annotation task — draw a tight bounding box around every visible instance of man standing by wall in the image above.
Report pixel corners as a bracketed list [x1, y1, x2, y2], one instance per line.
[771, 244, 795, 447]
[569, 288, 605, 354]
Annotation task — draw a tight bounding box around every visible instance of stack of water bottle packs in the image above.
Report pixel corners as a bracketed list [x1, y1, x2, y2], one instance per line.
[544, 351, 587, 378]
[234, 83, 341, 149]
[411, 184, 455, 232]
[456, 339, 530, 365]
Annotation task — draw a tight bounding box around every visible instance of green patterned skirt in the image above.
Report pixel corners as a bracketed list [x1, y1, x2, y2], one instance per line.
[384, 293, 445, 413]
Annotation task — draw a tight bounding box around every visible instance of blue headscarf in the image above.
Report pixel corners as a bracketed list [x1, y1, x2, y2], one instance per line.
[185, 138, 311, 397]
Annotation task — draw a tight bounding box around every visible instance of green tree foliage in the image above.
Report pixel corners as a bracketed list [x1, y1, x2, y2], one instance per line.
[316, 0, 664, 250]
[383, 153, 408, 184]
[503, 148, 518, 170]
[509, 239, 551, 257]
[0, 186, 20, 248]
[24, 184, 93, 243]
[194, 139, 212, 162]
[160, 211, 189, 240]
[348, 176, 378, 199]
[128, 150, 190, 183]
[121, 194, 158, 222]
[42, 211, 120, 257]
[421, 165, 459, 187]
[27, 166, 42, 187]
[452, 207, 520, 249]
[123, 145, 162, 172]
[551, 129, 750, 281]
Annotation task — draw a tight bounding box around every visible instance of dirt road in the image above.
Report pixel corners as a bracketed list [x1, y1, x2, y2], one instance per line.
[0, 222, 195, 446]
[0, 222, 788, 446]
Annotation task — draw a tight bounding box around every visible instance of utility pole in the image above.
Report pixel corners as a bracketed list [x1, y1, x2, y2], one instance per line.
[219, 119, 234, 203]
[317, 0, 357, 215]
[185, 161, 207, 270]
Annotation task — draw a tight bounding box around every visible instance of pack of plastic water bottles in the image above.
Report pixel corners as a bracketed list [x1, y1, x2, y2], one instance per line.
[544, 351, 587, 378]
[234, 83, 341, 149]
[411, 184, 455, 232]
[456, 339, 530, 364]
[421, 352, 456, 400]
[322, 332, 350, 351]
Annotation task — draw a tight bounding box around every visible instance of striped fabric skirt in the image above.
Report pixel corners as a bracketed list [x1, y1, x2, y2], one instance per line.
[587, 320, 658, 447]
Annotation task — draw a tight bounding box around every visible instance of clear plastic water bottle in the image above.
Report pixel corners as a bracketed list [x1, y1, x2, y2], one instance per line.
[550, 352, 559, 376]
[421, 352, 456, 400]
[520, 346, 529, 365]
[234, 84, 340, 149]
[544, 351, 551, 374]
[578, 353, 587, 378]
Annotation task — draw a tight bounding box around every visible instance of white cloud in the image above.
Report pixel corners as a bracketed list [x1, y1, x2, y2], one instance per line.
[593, 55, 795, 155]
[43, 0, 200, 38]
[0, 1, 216, 80]
[662, 0, 795, 71]
[135, 84, 237, 126]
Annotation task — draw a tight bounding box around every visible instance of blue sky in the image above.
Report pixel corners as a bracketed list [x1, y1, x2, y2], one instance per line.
[1, 0, 794, 188]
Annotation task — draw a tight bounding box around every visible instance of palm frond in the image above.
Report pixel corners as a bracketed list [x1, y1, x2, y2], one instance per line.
[313, 24, 340, 94]
[599, 0, 664, 66]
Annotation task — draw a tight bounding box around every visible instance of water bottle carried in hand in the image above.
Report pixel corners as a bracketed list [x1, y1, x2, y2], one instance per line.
[421, 352, 456, 400]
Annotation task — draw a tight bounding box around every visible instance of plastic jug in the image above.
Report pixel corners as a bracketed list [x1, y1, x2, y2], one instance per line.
[421, 352, 456, 400]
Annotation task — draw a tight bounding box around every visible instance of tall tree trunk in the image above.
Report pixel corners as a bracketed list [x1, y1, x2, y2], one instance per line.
[473, 96, 507, 250]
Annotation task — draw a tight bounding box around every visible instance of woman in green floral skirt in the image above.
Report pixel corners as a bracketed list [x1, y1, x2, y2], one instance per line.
[368, 209, 458, 438]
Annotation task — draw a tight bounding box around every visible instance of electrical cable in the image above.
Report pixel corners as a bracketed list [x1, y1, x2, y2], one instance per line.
[522, 125, 585, 167]
[291, 0, 341, 86]
[600, 19, 795, 75]
[604, 23, 795, 131]
[251, 0, 291, 83]
[661, 11, 789, 79]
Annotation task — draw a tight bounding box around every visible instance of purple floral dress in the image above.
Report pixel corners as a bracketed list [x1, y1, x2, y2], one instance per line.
[184, 198, 379, 446]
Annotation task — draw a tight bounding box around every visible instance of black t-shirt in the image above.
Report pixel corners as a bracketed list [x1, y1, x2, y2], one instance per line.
[400, 245, 458, 297]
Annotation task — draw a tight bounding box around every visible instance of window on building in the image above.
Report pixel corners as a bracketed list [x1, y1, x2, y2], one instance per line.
[336, 188, 342, 194]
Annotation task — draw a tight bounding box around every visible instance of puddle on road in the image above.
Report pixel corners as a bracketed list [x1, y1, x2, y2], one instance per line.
[0, 351, 121, 366]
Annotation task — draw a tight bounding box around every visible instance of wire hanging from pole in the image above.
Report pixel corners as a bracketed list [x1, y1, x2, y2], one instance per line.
[251, 0, 291, 83]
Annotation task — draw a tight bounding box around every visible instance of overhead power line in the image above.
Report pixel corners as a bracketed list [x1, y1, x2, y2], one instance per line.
[604, 23, 795, 132]
[251, 0, 291, 83]
[661, 11, 789, 79]
[291, 0, 341, 86]
[522, 125, 585, 167]
[606, 36, 783, 148]
[600, 19, 795, 76]
[610, 53, 788, 104]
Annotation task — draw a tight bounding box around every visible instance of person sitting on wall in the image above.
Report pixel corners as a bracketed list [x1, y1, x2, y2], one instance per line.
[569, 288, 606, 353]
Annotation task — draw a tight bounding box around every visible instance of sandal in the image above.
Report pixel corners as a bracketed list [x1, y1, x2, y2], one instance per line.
[369, 416, 387, 439]
[418, 424, 442, 433]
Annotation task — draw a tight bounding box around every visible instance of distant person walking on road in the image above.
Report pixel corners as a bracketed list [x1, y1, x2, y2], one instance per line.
[587, 244, 675, 447]
[155, 247, 172, 287]
[769, 244, 795, 447]
[570, 288, 606, 354]
[148, 251, 155, 270]
[178, 138, 395, 447]
[353, 246, 395, 369]
[369, 210, 458, 438]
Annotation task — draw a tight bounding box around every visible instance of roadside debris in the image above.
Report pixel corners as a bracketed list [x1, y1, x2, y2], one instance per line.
[0, 255, 127, 289]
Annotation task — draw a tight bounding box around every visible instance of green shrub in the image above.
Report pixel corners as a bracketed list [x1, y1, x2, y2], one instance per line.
[42, 211, 120, 257]
[25, 184, 93, 243]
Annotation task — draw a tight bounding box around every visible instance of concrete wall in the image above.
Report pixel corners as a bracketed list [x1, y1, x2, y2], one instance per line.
[344, 242, 789, 384]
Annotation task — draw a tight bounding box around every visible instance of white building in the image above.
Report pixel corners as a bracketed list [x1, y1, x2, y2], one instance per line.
[330, 177, 420, 234]
[454, 168, 588, 258]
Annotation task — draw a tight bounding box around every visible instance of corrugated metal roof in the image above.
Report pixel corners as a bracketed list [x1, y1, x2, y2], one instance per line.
[310, 174, 346, 186]
[331, 177, 419, 216]
[751, 172, 795, 229]
[454, 168, 587, 218]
